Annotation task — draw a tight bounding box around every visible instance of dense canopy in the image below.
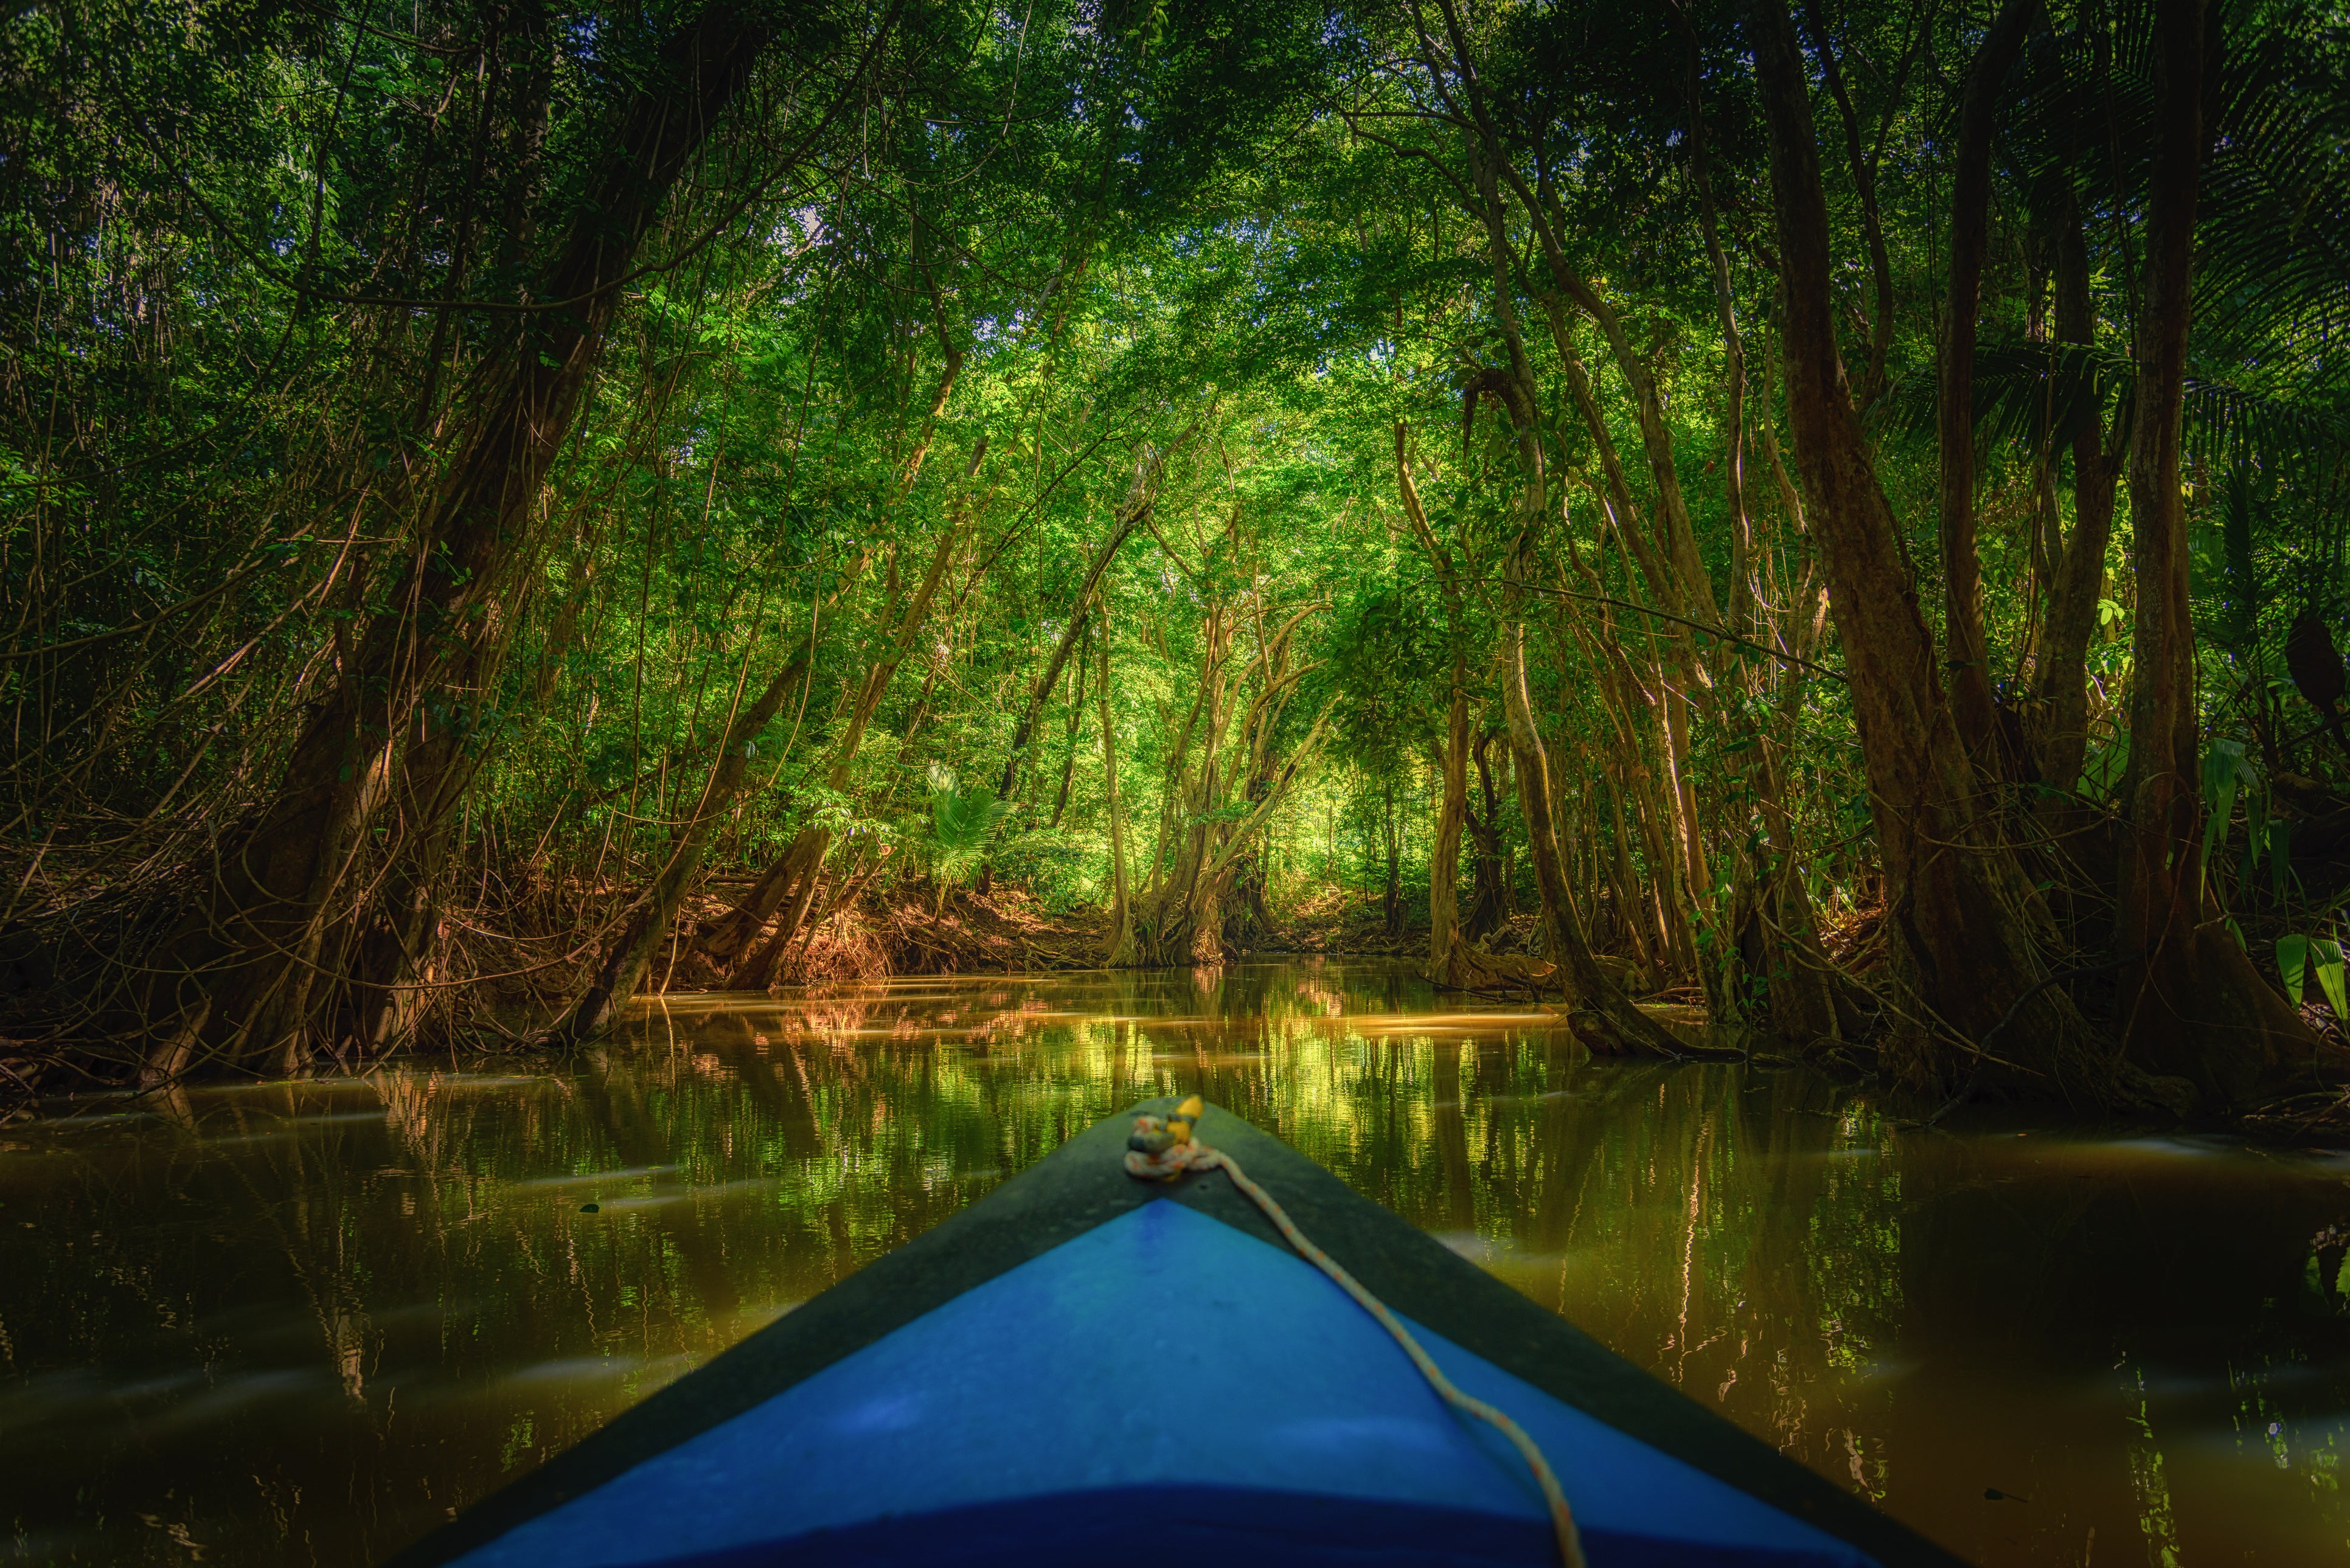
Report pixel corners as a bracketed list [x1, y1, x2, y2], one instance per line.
[4, 0, 2348, 1113]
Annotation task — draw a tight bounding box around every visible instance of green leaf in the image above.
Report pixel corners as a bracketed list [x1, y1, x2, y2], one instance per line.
[2272, 817, 2293, 902]
[2241, 778, 2268, 897]
[2315, 938, 2348, 1023]
[925, 762, 1009, 879]
[2278, 932, 2307, 1002]
[2079, 734, 2130, 798]
[2199, 738, 2244, 893]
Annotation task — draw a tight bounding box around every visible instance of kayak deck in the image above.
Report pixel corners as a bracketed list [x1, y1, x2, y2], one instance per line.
[389, 1100, 1964, 1568]
[441, 1199, 1866, 1566]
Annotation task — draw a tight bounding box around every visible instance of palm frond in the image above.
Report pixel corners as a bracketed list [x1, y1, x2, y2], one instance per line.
[2194, 1, 2350, 351]
[926, 763, 1009, 873]
[1866, 340, 2124, 457]
[1869, 337, 2346, 484]
[1998, 0, 2350, 358]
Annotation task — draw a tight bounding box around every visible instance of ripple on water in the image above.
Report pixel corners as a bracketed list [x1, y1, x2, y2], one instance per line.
[2, 959, 2347, 1568]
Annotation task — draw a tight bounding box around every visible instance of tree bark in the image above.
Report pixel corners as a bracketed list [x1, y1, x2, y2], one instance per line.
[1048, 622, 1089, 829]
[139, 6, 780, 1080]
[543, 628, 819, 1045]
[1428, 692, 1469, 970]
[1462, 733, 1508, 942]
[1394, 421, 1498, 988]
[1742, 0, 2102, 1097]
[2034, 200, 2123, 799]
[2114, 0, 2317, 1103]
[1800, 0, 1898, 408]
[1458, 132, 1689, 1052]
[1097, 612, 1135, 966]
[1381, 775, 1402, 937]
[1938, 0, 2036, 771]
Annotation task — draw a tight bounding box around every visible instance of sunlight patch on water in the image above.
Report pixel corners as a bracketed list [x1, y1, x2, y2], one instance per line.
[4, 961, 2348, 1567]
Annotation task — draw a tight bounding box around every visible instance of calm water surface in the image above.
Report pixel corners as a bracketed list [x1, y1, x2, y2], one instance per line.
[3, 962, 2348, 1566]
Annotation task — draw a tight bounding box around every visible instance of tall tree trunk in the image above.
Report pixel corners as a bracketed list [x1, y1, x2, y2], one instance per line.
[1462, 734, 1508, 942]
[1048, 621, 1089, 830]
[973, 437, 1187, 896]
[2034, 199, 2123, 799]
[1399, 425, 1548, 992]
[2114, 0, 2317, 1104]
[1537, 305, 1719, 950]
[1433, 0, 1726, 956]
[1381, 775, 1402, 937]
[1799, 0, 1899, 408]
[1495, 546, 1681, 1053]
[1459, 133, 1686, 1054]
[1742, 0, 2102, 1097]
[1602, 772, 1658, 988]
[1135, 620, 1333, 971]
[139, 6, 780, 1081]
[1098, 616, 1135, 966]
[728, 518, 961, 990]
[1394, 422, 1473, 984]
[343, 539, 599, 1051]
[1428, 693, 1469, 974]
[1938, 0, 2036, 771]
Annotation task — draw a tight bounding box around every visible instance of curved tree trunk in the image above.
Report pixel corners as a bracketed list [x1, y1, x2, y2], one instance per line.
[1461, 734, 1509, 942]
[1459, 133, 1689, 1054]
[700, 437, 973, 983]
[990, 442, 1180, 805]
[343, 549, 599, 1052]
[543, 630, 819, 1046]
[1743, 0, 2104, 1098]
[1427, 690, 1469, 979]
[138, 7, 782, 1081]
[1048, 626, 1089, 830]
[1799, 0, 1900, 409]
[1398, 421, 1544, 992]
[1494, 555, 1683, 1052]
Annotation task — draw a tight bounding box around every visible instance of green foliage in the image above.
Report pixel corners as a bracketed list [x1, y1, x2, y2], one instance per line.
[5, 0, 2349, 1020]
[2316, 940, 2349, 1027]
[924, 764, 1010, 885]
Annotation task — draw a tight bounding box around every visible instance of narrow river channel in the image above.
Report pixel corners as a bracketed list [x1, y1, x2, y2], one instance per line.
[3, 961, 2347, 1565]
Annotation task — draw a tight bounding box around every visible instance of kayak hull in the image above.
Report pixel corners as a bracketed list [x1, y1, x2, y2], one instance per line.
[648, 1486, 1840, 1567]
[388, 1099, 1965, 1568]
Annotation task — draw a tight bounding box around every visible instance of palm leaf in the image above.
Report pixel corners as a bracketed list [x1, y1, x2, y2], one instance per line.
[2000, 0, 2350, 358]
[925, 763, 1009, 875]
[1870, 336, 2346, 484]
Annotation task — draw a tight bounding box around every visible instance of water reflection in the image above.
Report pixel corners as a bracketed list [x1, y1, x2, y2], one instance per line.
[1, 962, 2348, 1564]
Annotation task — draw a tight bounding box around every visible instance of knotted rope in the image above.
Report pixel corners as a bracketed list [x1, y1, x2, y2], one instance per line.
[1124, 1097, 1588, 1568]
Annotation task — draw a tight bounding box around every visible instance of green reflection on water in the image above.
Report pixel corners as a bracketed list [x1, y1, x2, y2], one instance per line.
[2, 962, 2348, 1566]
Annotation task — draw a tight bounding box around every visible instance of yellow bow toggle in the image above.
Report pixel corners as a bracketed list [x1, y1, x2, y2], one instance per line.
[1124, 1095, 1209, 1179]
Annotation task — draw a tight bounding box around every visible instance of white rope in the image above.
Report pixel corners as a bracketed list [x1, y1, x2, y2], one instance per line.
[1125, 1099, 1588, 1568]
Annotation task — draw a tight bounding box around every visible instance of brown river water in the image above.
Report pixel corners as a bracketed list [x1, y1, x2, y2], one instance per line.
[2, 960, 2348, 1566]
